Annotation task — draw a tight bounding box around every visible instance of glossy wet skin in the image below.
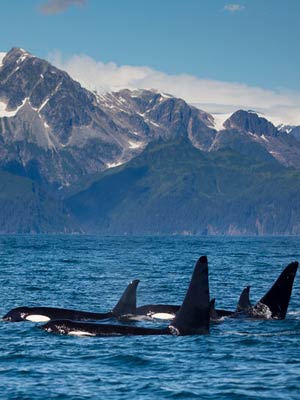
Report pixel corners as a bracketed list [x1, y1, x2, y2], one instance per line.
[2, 306, 113, 322]
[2, 307, 31, 322]
[40, 319, 171, 336]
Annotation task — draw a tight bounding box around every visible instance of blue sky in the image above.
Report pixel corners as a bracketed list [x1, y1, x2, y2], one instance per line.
[1, 0, 300, 124]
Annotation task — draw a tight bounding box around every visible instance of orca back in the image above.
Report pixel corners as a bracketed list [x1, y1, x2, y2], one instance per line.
[112, 279, 139, 316]
[170, 256, 210, 335]
[255, 261, 298, 319]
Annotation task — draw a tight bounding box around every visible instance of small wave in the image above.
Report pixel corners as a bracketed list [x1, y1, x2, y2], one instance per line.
[222, 330, 299, 337]
[109, 353, 151, 366]
[59, 259, 81, 264]
[165, 390, 200, 398]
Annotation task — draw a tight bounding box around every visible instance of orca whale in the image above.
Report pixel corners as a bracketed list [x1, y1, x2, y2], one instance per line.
[2, 280, 139, 322]
[233, 261, 298, 320]
[40, 255, 210, 336]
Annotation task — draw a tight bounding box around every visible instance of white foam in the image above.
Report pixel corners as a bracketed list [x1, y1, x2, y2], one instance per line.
[26, 315, 50, 322]
[222, 330, 299, 337]
[68, 331, 96, 337]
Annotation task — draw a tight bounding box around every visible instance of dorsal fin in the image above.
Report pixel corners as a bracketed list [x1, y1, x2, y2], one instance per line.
[255, 261, 298, 319]
[112, 280, 140, 316]
[170, 256, 210, 335]
[209, 298, 219, 321]
[236, 286, 251, 312]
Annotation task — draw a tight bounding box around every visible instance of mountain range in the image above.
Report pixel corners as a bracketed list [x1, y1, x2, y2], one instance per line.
[1, 47, 300, 234]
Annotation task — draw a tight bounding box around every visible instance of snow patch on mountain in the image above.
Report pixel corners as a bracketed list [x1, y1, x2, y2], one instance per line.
[211, 113, 232, 130]
[0, 52, 6, 68]
[0, 97, 27, 118]
[128, 140, 144, 149]
[106, 161, 124, 169]
[277, 124, 295, 134]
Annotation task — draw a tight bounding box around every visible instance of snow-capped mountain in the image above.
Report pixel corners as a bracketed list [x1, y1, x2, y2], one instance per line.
[0, 48, 218, 186]
[1, 47, 300, 234]
[1, 47, 300, 187]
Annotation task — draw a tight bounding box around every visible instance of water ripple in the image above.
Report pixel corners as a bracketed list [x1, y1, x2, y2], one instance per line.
[0, 235, 300, 399]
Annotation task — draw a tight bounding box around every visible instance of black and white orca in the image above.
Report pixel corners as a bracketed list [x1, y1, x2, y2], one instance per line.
[2, 280, 139, 323]
[233, 261, 298, 320]
[40, 255, 210, 336]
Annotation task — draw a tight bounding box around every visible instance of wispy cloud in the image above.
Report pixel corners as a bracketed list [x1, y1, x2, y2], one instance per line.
[48, 51, 300, 125]
[224, 4, 245, 12]
[40, 0, 87, 15]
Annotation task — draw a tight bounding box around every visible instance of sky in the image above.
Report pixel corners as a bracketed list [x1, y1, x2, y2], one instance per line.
[1, 0, 300, 124]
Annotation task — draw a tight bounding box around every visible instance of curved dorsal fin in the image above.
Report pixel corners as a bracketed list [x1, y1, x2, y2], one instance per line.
[112, 279, 140, 316]
[254, 261, 298, 319]
[236, 286, 251, 312]
[170, 256, 210, 335]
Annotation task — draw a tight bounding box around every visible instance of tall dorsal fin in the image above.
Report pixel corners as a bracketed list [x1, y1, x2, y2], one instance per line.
[170, 256, 210, 335]
[112, 280, 140, 316]
[254, 261, 298, 319]
[236, 286, 251, 312]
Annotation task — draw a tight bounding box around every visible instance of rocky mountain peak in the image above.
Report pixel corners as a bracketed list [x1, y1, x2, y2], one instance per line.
[1, 47, 300, 188]
[290, 126, 300, 142]
[223, 109, 279, 137]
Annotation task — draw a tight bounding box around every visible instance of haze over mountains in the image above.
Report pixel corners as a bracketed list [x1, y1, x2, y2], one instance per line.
[1, 47, 300, 234]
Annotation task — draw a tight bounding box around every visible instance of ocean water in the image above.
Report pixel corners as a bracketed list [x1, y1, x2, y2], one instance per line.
[0, 235, 299, 400]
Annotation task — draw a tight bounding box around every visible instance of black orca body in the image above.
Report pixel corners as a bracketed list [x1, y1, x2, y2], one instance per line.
[40, 256, 211, 337]
[2, 280, 139, 323]
[41, 319, 171, 336]
[125, 305, 180, 321]
[129, 304, 233, 321]
[233, 261, 298, 320]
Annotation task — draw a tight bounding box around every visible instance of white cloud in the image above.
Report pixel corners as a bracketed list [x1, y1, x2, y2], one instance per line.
[48, 51, 300, 126]
[40, 0, 87, 15]
[224, 4, 245, 12]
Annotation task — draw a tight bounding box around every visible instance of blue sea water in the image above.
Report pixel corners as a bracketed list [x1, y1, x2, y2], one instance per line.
[0, 235, 299, 400]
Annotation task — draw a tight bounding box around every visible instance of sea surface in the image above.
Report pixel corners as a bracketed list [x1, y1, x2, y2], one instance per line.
[0, 235, 299, 399]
